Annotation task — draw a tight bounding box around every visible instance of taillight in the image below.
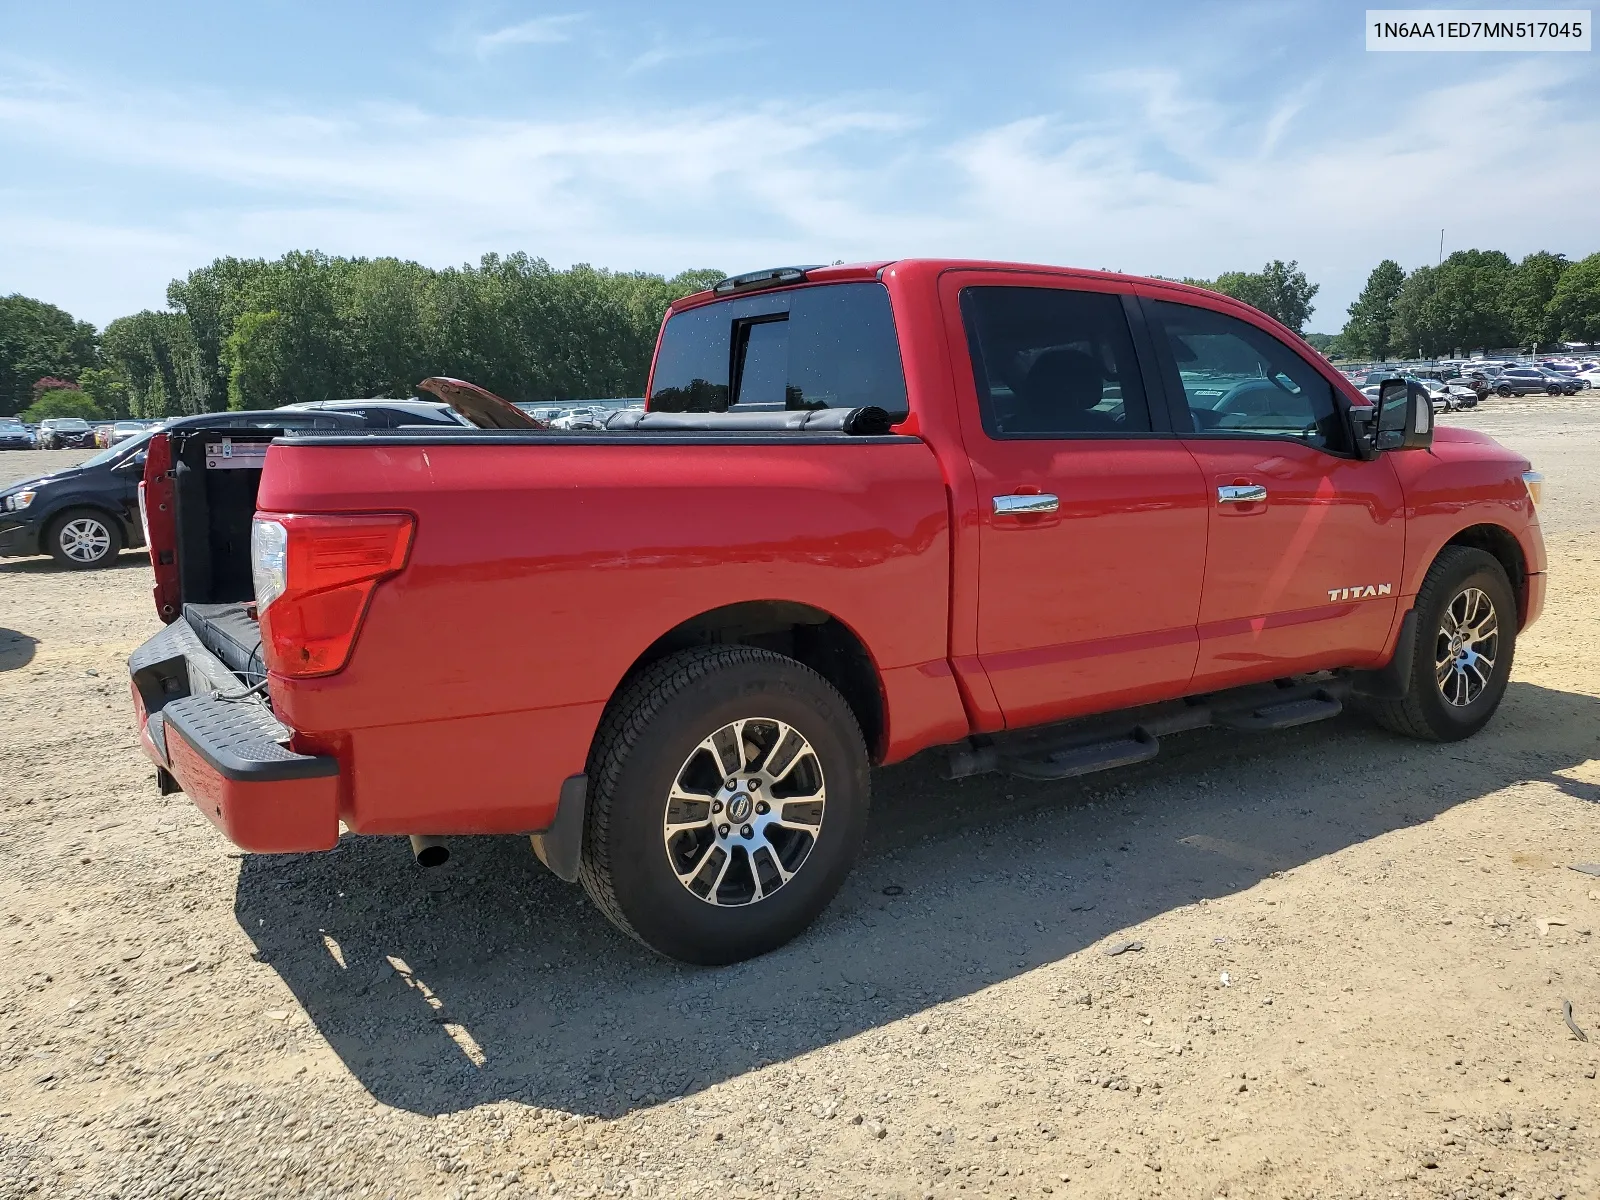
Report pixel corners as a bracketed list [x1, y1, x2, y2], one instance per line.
[252, 513, 414, 679]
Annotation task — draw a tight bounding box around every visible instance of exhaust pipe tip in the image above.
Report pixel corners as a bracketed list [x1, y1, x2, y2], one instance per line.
[409, 835, 450, 868]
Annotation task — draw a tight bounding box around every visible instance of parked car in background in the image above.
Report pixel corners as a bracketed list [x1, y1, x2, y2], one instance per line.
[0, 417, 33, 450]
[0, 410, 363, 570]
[108, 421, 150, 446]
[551, 406, 605, 430]
[1422, 379, 1479, 411]
[517, 405, 566, 423]
[37, 417, 95, 449]
[1493, 367, 1565, 397]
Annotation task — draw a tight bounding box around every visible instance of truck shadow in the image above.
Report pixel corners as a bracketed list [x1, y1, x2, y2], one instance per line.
[0, 551, 148, 575]
[0, 628, 38, 670]
[234, 679, 1600, 1118]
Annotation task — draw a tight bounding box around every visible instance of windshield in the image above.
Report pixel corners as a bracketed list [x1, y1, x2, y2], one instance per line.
[76, 427, 156, 469]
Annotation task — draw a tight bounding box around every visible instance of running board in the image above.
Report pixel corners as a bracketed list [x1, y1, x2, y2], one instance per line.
[1213, 690, 1343, 732]
[1003, 728, 1159, 781]
[945, 677, 1352, 782]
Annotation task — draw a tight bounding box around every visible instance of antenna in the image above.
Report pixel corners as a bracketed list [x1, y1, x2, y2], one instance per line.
[1438, 229, 1444, 266]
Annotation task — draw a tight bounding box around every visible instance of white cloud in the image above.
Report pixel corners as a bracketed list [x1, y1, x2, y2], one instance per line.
[625, 36, 763, 73]
[0, 59, 1596, 329]
[472, 14, 584, 56]
[938, 59, 1600, 328]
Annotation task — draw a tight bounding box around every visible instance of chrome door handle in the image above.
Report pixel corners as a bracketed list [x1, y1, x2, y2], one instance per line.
[993, 493, 1060, 516]
[1217, 484, 1267, 504]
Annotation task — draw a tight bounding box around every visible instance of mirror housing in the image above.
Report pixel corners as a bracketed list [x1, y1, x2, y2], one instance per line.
[1367, 378, 1433, 453]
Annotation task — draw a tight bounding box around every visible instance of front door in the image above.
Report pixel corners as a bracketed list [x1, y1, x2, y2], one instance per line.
[948, 277, 1210, 729]
[1139, 294, 1405, 689]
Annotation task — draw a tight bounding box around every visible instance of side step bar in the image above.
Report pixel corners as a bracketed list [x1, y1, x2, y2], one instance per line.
[1213, 690, 1343, 732]
[947, 678, 1350, 782]
[1005, 728, 1158, 781]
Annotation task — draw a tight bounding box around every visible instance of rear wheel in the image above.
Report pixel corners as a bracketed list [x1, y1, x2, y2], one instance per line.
[1360, 546, 1517, 741]
[579, 646, 870, 964]
[46, 509, 121, 569]
[1496, 384, 1513, 397]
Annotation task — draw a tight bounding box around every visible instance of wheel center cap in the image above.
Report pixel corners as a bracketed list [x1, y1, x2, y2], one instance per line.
[728, 793, 753, 823]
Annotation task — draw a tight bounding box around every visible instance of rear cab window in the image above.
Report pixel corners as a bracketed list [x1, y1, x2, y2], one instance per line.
[649, 282, 909, 418]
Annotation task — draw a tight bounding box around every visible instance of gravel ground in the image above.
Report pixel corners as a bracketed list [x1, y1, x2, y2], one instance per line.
[1, 400, 1597, 1200]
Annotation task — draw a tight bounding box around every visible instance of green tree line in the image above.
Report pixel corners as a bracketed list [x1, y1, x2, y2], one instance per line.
[1338, 249, 1600, 360]
[0, 252, 722, 419]
[6, 246, 1600, 419]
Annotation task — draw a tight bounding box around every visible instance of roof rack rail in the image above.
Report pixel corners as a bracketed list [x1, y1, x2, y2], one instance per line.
[710, 265, 826, 296]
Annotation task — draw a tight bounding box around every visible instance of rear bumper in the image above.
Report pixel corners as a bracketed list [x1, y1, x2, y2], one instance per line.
[128, 618, 339, 852]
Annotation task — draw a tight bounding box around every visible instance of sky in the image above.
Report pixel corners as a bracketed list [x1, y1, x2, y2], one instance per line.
[1, 1, 1597, 333]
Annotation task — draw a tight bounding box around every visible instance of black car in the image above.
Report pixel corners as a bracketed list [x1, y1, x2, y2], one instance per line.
[0, 417, 32, 450]
[0, 410, 362, 569]
[36, 417, 96, 449]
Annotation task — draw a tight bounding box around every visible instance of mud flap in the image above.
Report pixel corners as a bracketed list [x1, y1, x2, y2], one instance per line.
[1350, 608, 1418, 699]
[530, 773, 588, 883]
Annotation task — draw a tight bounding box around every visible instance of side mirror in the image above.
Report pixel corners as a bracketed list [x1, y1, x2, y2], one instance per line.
[1372, 379, 1433, 452]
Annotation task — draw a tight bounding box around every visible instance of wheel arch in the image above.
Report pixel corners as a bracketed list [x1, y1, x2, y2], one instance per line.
[1443, 523, 1528, 625]
[613, 601, 887, 762]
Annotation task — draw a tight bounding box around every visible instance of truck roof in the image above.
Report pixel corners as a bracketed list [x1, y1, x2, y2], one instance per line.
[667, 259, 1266, 321]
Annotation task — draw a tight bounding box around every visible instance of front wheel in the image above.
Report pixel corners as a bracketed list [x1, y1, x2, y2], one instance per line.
[1359, 546, 1517, 741]
[579, 646, 870, 964]
[47, 509, 122, 569]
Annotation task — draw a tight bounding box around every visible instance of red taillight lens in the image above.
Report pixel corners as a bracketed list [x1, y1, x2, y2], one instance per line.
[255, 512, 414, 679]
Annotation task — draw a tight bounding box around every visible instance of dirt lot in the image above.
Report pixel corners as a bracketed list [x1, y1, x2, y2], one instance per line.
[2, 403, 1597, 1200]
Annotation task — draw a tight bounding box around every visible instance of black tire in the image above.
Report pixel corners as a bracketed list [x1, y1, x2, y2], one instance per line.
[1496, 384, 1513, 397]
[1359, 546, 1517, 741]
[45, 508, 122, 569]
[579, 646, 871, 964]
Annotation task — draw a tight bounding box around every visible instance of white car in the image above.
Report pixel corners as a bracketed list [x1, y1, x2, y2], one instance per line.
[1423, 379, 1479, 411]
[551, 407, 605, 431]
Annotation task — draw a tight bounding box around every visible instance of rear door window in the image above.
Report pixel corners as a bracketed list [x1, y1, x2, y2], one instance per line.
[649, 282, 908, 417]
[959, 286, 1154, 437]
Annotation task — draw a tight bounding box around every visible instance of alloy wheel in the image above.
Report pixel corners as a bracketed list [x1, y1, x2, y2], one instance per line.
[661, 717, 826, 907]
[59, 517, 111, 564]
[1435, 586, 1499, 707]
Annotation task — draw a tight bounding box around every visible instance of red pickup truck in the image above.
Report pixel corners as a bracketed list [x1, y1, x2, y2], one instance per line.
[126, 260, 1546, 964]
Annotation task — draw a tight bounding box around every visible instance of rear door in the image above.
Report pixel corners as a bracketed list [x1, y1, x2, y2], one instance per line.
[942, 272, 1210, 729]
[1139, 293, 1405, 689]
